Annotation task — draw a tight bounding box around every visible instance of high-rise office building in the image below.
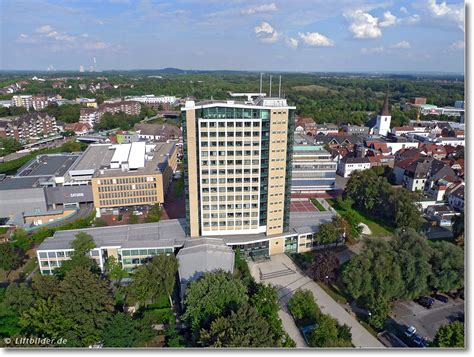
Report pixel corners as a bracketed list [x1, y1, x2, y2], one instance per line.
[181, 96, 296, 238]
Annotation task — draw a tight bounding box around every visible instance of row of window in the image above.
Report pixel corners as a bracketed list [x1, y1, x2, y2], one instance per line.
[201, 197, 259, 204]
[202, 177, 259, 184]
[99, 196, 157, 206]
[201, 141, 260, 147]
[198, 107, 269, 120]
[201, 168, 259, 175]
[98, 183, 156, 192]
[202, 203, 259, 210]
[97, 176, 155, 185]
[202, 220, 259, 227]
[201, 150, 260, 156]
[203, 211, 259, 219]
[201, 131, 260, 138]
[202, 186, 259, 193]
[201, 159, 260, 166]
[98, 190, 157, 199]
[121, 248, 173, 256]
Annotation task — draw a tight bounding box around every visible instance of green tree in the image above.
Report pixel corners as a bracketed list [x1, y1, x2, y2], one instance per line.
[102, 312, 154, 347]
[314, 221, 339, 245]
[307, 314, 352, 347]
[366, 296, 390, 330]
[288, 289, 321, 326]
[127, 254, 178, 308]
[31, 274, 60, 299]
[200, 305, 278, 347]
[0, 138, 22, 156]
[390, 229, 432, 299]
[182, 271, 248, 333]
[104, 256, 128, 284]
[3, 283, 36, 314]
[429, 241, 464, 293]
[432, 321, 464, 348]
[143, 204, 162, 223]
[0, 244, 24, 278]
[57, 232, 100, 276]
[57, 267, 114, 347]
[128, 214, 139, 224]
[20, 298, 71, 339]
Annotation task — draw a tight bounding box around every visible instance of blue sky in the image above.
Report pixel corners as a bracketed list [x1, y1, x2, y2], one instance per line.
[0, 0, 465, 72]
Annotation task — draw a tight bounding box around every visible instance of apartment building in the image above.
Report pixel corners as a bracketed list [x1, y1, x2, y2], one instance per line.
[67, 142, 177, 215]
[79, 108, 100, 126]
[182, 97, 296, 239]
[0, 112, 57, 143]
[11, 95, 32, 109]
[79, 100, 141, 126]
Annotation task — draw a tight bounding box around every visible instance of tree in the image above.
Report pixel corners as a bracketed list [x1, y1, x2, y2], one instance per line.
[31, 274, 60, 299]
[288, 289, 321, 326]
[342, 239, 403, 306]
[3, 283, 36, 314]
[390, 229, 432, 299]
[432, 321, 464, 348]
[250, 284, 279, 321]
[200, 305, 278, 347]
[57, 267, 114, 347]
[127, 254, 178, 308]
[128, 214, 139, 224]
[0, 138, 22, 156]
[314, 221, 338, 245]
[0, 244, 24, 278]
[10, 228, 32, 250]
[307, 314, 352, 347]
[102, 312, 154, 347]
[429, 241, 464, 293]
[57, 232, 100, 276]
[182, 271, 248, 333]
[366, 296, 390, 330]
[144, 204, 162, 223]
[20, 298, 71, 339]
[104, 256, 128, 284]
[310, 251, 340, 283]
[452, 212, 464, 243]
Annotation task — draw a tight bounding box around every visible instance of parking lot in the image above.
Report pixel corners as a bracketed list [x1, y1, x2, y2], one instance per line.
[390, 297, 464, 342]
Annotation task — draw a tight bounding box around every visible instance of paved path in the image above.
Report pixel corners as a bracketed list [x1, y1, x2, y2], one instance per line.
[249, 254, 385, 349]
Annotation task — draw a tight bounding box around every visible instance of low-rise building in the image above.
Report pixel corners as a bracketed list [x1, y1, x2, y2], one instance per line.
[291, 144, 337, 193]
[337, 157, 371, 178]
[447, 184, 464, 211]
[341, 124, 370, 136]
[64, 122, 92, 136]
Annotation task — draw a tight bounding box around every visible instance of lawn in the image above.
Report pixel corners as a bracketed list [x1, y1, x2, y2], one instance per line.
[326, 199, 393, 238]
[310, 198, 326, 212]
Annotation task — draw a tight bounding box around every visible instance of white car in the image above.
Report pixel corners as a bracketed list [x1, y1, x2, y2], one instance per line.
[404, 326, 417, 338]
[132, 211, 143, 216]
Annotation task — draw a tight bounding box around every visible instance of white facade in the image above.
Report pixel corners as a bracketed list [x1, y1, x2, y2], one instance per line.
[373, 114, 391, 136]
[337, 160, 371, 178]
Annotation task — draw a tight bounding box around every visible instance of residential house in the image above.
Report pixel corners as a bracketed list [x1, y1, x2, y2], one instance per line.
[337, 157, 371, 178]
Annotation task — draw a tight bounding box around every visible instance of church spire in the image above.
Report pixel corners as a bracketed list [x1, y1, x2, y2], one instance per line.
[380, 87, 390, 116]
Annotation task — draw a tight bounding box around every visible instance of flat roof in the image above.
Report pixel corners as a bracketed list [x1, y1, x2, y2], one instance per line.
[37, 219, 187, 251]
[69, 144, 115, 172]
[16, 154, 80, 178]
[0, 176, 46, 190]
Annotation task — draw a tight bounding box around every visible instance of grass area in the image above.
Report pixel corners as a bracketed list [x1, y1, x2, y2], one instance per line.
[0, 227, 9, 234]
[319, 282, 348, 305]
[327, 198, 394, 237]
[310, 198, 326, 212]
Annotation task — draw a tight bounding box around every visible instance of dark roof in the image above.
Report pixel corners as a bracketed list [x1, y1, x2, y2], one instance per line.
[380, 89, 390, 116]
[342, 157, 370, 164]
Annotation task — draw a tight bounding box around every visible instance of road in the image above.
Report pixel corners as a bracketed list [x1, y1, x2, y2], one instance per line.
[248, 254, 385, 348]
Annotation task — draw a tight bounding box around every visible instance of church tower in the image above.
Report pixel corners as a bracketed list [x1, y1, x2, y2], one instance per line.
[374, 90, 391, 136]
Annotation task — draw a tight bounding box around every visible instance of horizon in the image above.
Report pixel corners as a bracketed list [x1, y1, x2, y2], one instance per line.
[0, 0, 465, 73]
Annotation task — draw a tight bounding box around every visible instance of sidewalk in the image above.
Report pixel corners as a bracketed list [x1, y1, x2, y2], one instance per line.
[249, 254, 385, 348]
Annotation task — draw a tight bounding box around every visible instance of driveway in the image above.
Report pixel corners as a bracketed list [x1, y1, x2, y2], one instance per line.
[390, 298, 464, 341]
[249, 254, 385, 348]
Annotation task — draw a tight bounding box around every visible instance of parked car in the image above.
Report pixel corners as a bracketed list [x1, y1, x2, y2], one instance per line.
[404, 326, 417, 338]
[132, 211, 143, 216]
[433, 294, 449, 303]
[412, 335, 428, 348]
[415, 296, 434, 309]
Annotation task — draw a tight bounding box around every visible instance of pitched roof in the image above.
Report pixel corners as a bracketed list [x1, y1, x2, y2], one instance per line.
[380, 90, 390, 116]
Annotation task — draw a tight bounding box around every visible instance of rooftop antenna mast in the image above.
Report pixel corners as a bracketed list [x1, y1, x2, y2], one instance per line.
[269, 75, 273, 97]
[259, 72, 264, 94]
[278, 75, 281, 98]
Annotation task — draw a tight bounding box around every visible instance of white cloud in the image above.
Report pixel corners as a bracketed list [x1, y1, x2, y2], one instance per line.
[427, 0, 464, 31]
[285, 37, 298, 49]
[450, 40, 464, 50]
[379, 11, 397, 27]
[344, 9, 382, 39]
[361, 46, 384, 54]
[391, 40, 411, 49]
[241, 3, 277, 15]
[402, 14, 420, 25]
[35, 25, 53, 34]
[254, 21, 280, 43]
[400, 6, 408, 14]
[298, 32, 334, 47]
